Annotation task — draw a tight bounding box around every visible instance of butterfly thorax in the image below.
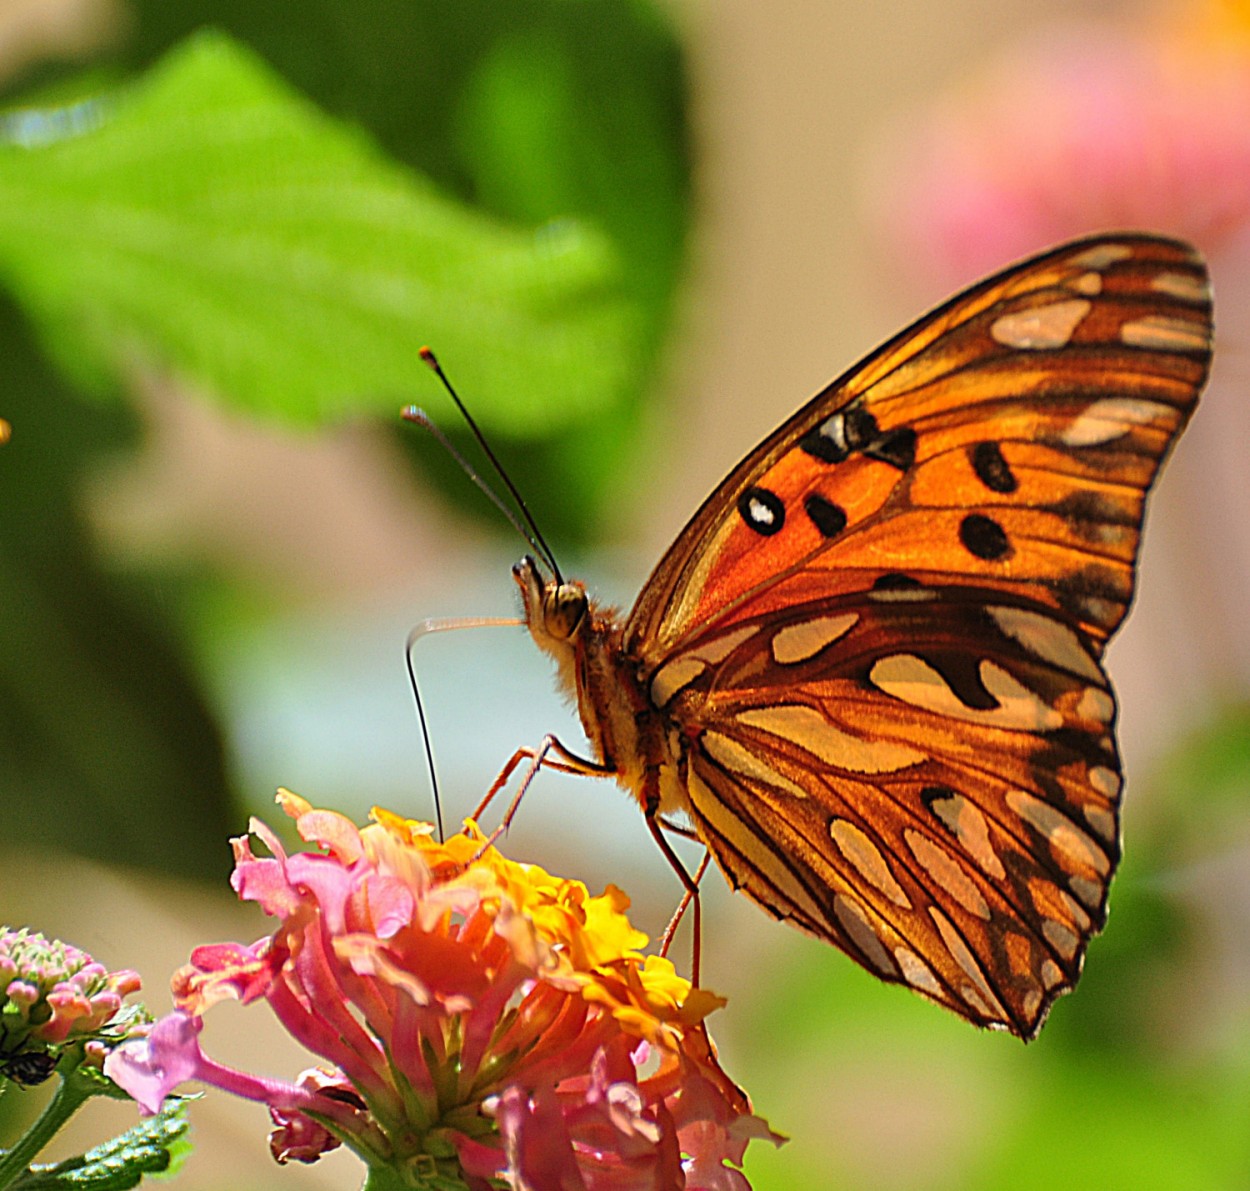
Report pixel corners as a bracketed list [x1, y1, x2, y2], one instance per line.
[514, 555, 687, 817]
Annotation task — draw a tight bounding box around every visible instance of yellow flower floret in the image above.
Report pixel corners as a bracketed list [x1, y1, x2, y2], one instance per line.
[358, 805, 725, 1050]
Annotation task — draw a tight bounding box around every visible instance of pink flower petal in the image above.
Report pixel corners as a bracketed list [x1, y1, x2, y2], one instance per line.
[498, 1083, 590, 1191]
[104, 1011, 206, 1115]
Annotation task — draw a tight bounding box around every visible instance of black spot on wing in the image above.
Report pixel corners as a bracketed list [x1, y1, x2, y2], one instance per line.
[804, 493, 848, 537]
[800, 408, 879, 463]
[969, 441, 1018, 494]
[864, 427, 917, 471]
[1050, 563, 1130, 627]
[872, 572, 922, 592]
[1050, 491, 1136, 542]
[738, 486, 786, 535]
[800, 424, 848, 464]
[960, 513, 1011, 561]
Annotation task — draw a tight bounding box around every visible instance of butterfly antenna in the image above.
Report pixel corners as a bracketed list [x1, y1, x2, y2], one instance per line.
[402, 405, 548, 565]
[410, 347, 563, 584]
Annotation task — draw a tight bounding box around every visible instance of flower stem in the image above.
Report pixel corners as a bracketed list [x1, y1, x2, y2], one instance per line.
[0, 1066, 98, 1190]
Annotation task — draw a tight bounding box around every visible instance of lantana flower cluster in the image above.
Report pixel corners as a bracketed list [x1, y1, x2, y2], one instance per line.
[1, 926, 142, 1085]
[105, 792, 778, 1189]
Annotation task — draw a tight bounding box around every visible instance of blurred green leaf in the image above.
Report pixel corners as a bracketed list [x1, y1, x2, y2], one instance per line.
[0, 4, 692, 878]
[109, 0, 691, 544]
[981, 1058, 1250, 1191]
[0, 30, 637, 435]
[1146, 703, 1250, 850]
[0, 296, 234, 880]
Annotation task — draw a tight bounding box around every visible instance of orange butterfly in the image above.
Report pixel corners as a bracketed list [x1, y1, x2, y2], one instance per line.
[493, 234, 1212, 1040]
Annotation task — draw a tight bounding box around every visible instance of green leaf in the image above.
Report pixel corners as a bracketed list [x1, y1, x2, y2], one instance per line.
[0, 30, 638, 435]
[13, 1098, 191, 1191]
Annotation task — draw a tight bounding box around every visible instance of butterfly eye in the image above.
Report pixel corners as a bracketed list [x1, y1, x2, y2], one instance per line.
[543, 584, 589, 641]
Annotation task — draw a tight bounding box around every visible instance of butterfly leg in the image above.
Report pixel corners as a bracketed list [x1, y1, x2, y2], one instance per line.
[474, 736, 615, 853]
[658, 848, 711, 969]
[645, 808, 709, 985]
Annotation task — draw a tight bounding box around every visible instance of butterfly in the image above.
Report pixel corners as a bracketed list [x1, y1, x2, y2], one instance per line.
[507, 234, 1212, 1040]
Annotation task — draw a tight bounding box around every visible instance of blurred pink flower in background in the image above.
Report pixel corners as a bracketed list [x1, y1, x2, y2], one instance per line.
[865, 0, 1250, 707]
[867, 1, 1250, 288]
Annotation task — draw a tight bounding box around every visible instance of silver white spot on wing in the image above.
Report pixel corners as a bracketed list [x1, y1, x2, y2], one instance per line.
[701, 731, 811, 801]
[830, 819, 912, 908]
[1042, 918, 1079, 961]
[868, 584, 937, 603]
[1082, 803, 1117, 843]
[1088, 765, 1121, 800]
[1023, 987, 1043, 1020]
[1006, 789, 1110, 876]
[1150, 270, 1210, 304]
[1076, 686, 1116, 725]
[1059, 889, 1092, 933]
[990, 299, 1091, 350]
[1061, 397, 1173, 447]
[1120, 315, 1208, 353]
[870, 655, 1063, 731]
[813, 412, 851, 454]
[649, 626, 757, 706]
[1069, 874, 1103, 909]
[686, 767, 827, 925]
[903, 828, 990, 920]
[894, 946, 945, 998]
[927, 792, 1006, 881]
[746, 496, 777, 527]
[1069, 244, 1132, 270]
[834, 893, 896, 975]
[650, 657, 707, 707]
[1071, 271, 1103, 295]
[736, 704, 925, 774]
[987, 605, 1102, 682]
[928, 906, 1007, 1020]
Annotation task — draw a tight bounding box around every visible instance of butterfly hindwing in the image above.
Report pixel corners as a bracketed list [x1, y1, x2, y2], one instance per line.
[624, 234, 1210, 1037]
[657, 588, 1119, 1036]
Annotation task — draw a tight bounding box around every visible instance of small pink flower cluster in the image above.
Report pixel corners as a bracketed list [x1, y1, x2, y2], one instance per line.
[105, 793, 780, 1189]
[1, 926, 141, 1057]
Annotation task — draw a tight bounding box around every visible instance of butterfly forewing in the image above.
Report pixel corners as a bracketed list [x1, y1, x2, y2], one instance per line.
[519, 233, 1211, 1039]
[625, 235, 1210, 658]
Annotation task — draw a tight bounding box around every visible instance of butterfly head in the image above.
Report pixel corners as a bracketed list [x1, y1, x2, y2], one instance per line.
[514, 554, 589, 649]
